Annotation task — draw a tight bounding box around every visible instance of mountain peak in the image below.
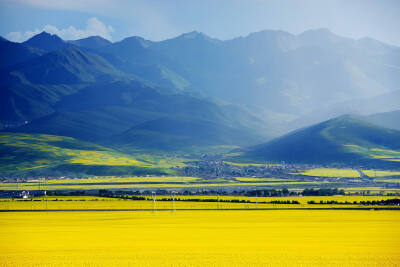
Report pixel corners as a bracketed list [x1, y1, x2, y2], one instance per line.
[70, 36, 112, 50]
[177, 31, 219, 43]
[77, 36, 110, 42]
[24, 31, 66, 51]
[28, 31, 62, 41]
[119, 36, 152, 48]
[298, 28, 347, 45]
[180, 31, 205, 38]
[247, 29, 293, 38]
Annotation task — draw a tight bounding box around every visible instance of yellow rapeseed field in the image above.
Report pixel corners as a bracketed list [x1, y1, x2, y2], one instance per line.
[344, 187, 400, 192]
[66, 150, 147, 166]
[294, 168, 361, 177]
[234, 177, 290, 182]
[1, 195, 399, 210]
[41, 176, 199, 184]
[0, 210, 399, 266]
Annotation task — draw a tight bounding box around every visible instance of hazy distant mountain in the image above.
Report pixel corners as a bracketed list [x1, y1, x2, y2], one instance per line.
[69, 36, 112, 50]
[18, 29, 399, 118]
[100, 36, 162, 65]
[288, 90, 400, 130]
[240, 115, 400, 166]
[364, 110, 400, 131]
[108, 28, 399, 117]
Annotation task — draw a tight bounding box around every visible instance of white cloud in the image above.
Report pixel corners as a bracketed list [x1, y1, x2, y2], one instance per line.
[6, 17, 114, 42]
[3, 0, 184, 42]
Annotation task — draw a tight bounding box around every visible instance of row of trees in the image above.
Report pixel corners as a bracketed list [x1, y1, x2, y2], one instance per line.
[308, 199, 400, 205]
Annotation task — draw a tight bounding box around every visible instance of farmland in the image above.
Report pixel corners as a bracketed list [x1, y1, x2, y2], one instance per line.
[2, 171, 400, 192]
[1, 195, 399, 210]
[0, 176, 330, 191]
[0, 210, 399, 266]
[0, 133, 185, 176]
[342, 145, 400, 162]
[294, 168, 361, 177]
[293, 168, 400, 178]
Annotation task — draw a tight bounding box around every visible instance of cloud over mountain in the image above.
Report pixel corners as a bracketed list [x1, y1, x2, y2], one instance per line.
[6, 17, 114, 42]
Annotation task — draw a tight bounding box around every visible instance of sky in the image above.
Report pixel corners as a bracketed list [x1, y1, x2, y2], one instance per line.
[0, 0, 399, 45]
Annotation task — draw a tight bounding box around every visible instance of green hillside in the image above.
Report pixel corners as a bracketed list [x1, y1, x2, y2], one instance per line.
[0, 133, 172, 177]
[109, 116, 259, 152]
[237, 115, 400, 166]
[11, 80, 266, 150]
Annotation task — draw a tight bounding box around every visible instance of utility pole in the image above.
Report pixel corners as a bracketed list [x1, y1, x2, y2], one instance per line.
[171, 191, 176, 212]
[151, 191, 156, 212]
[45, 190, 48, 210]
[256, 191, 258, 209]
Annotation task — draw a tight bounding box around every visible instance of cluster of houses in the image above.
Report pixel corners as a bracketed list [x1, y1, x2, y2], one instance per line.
[0, 190, 46, 199]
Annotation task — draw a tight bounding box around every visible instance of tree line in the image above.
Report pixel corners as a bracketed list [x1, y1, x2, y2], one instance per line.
[308, 199, 400, 205]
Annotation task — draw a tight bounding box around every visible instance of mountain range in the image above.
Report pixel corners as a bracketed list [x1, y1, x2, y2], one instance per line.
[1, 29, 399, 170]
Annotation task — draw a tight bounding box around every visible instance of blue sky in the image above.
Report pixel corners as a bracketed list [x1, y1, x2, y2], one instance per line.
[0, 0, 399, 45]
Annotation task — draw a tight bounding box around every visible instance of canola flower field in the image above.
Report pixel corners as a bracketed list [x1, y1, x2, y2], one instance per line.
[0, 210, 399, 266]
[343, 144, 400, 162]
[1, 195, 399, 210]
[294, 168, 361, 177]
[294, 168, 400, 178]
[0, 133, 190, 174]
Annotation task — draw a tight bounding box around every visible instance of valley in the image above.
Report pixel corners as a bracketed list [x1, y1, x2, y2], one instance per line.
[1, 2, 400, 267]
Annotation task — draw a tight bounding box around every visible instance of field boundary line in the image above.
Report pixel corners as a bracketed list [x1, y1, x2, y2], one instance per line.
[1, 208, 400, 212]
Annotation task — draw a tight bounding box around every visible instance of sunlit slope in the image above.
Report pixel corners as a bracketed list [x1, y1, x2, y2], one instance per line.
[241, 115, 400, 165]
[0, 133, 170, 176]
